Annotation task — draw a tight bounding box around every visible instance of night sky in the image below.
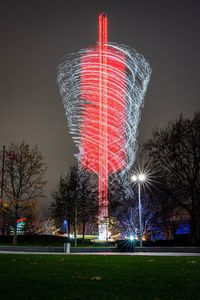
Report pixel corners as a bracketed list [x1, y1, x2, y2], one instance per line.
[1, 0, 200, 212]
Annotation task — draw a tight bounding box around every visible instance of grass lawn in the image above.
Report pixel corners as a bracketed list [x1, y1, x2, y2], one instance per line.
[0, 254, 200, 299]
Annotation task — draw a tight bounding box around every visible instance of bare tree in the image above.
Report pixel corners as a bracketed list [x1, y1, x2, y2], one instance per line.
[51, 164, 80, 245]
[51, 175, 70, 229]
[0, 142, 47, 245]
[51, 163, 98, 246]
[143, 112, 200, 245]
[109, 173, 159, 240]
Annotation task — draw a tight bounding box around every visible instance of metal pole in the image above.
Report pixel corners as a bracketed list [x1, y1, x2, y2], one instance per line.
[1, 146, 6, 199]
[138, 182, 142, 247]
[0, 146, 6, 235]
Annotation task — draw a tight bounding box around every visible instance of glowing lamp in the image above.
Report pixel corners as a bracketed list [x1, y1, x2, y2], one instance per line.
[131, 175, 138, 182]
[138, 173, 146, 182]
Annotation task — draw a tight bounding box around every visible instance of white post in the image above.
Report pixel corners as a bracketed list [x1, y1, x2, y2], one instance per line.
[138, 182, 142, 247]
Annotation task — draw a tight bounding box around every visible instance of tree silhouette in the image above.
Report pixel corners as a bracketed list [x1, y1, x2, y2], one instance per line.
[51, 163, 98, 245]
[143, 112, 200, 245]
[0, 142, 47, 245]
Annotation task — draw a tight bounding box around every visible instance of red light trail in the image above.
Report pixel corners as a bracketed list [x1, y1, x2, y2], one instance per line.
[57, 12, 151, 240]
[80, 14, 126, 237]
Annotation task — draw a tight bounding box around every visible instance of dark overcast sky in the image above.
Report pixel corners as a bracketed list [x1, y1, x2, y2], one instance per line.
[0, 0, 200, 212]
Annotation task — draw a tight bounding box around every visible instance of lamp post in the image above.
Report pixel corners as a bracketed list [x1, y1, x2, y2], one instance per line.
[1, 146, 6, 199]
[131, 173, 146, 247]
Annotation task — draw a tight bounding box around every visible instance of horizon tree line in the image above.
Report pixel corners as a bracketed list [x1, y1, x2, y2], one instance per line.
[1, 110, 200, 245]
[51, 110, 200, 245]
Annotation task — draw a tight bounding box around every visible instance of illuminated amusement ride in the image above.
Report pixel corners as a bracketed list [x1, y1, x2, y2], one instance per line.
[57, 13, 151, 240]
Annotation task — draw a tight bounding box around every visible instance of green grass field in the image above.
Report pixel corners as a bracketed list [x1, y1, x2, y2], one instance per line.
[0, 254, 200, 299]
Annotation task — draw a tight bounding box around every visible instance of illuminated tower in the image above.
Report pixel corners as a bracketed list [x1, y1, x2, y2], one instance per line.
[57, 13, 151, 240]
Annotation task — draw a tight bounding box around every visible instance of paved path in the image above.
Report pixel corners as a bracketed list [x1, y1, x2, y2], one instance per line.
[1, 251, 200, 256]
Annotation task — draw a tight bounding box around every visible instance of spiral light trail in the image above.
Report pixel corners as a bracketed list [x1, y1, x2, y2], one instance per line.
[57, 13, 151, 239]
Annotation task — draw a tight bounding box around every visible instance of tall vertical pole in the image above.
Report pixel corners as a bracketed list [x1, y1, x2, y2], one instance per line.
[138, 182, 143, 247]
[1, 146, 5, 199]
[0, 146, 6, 235]
[98, 13, 108, 239]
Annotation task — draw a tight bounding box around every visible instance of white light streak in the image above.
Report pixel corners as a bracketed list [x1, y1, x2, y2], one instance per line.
[57, 43, 151, 179]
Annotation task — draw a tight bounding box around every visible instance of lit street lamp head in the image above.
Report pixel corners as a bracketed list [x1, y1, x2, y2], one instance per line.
[138, 173, 146, 182]
[131, 173, 146, 183]
[131, 174, 138, 182]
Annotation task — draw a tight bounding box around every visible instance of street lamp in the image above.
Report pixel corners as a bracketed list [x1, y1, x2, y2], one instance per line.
[131, 173, 146, 247]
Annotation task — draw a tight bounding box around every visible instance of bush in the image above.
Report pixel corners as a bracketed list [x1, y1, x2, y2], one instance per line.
[0, 235, 67, 246]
